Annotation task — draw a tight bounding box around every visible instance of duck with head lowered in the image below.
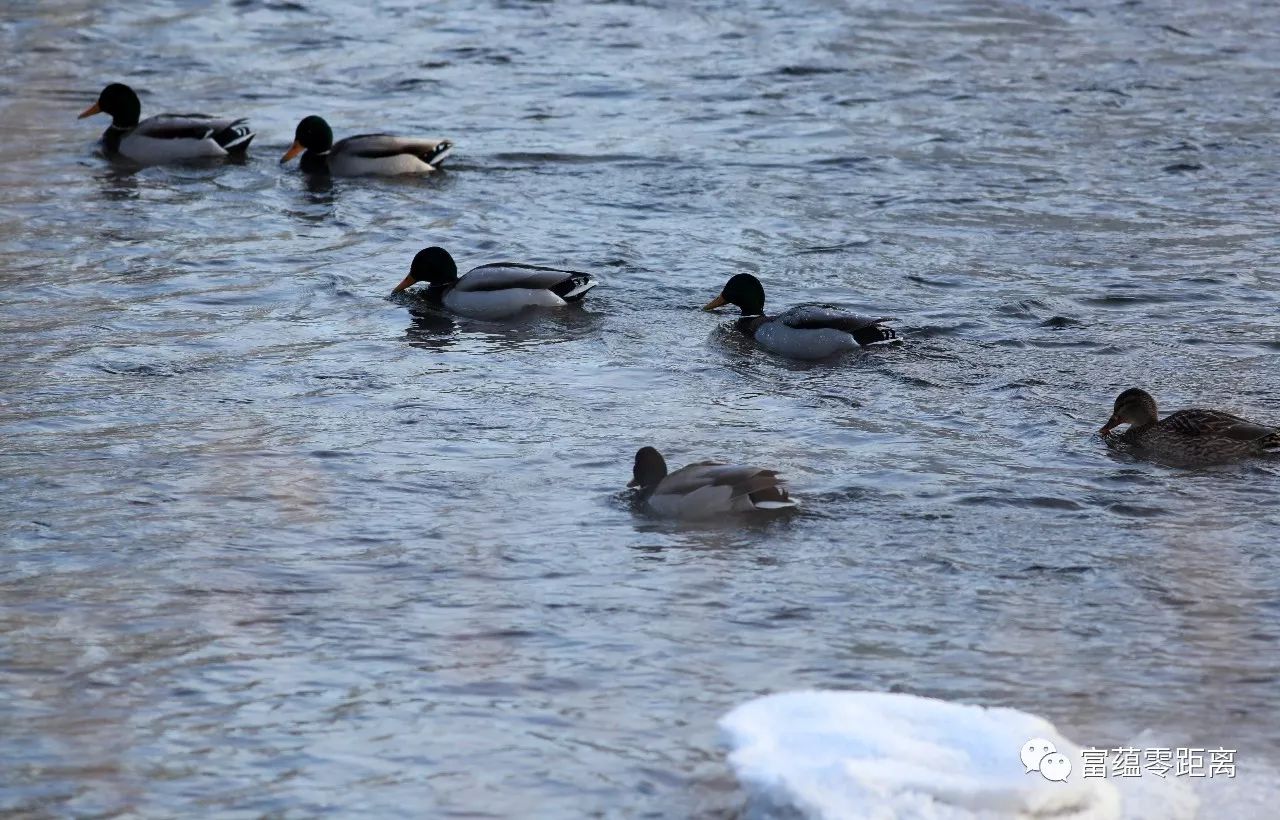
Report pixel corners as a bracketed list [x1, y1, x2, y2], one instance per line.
[1100, 387, 1280, 465]
[391, 246, 598, 321]
[281, 115, 452, 176]
[628, 446, 797, 520]
[78, 83, 254, 163]
[702, 273, 896, 360]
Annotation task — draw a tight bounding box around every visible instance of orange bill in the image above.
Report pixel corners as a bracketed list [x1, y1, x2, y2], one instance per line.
[279, 141, 305, 164]
[391, 275, 416, 294]
[78, 102, 102, 119]
[702, 295, 727, 311]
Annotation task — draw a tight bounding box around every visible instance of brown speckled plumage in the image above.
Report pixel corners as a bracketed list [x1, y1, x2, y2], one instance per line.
[1101, 388, 1280, 465]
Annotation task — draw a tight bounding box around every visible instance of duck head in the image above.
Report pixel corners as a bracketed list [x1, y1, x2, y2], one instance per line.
[628, 446, 668, 492]
[1100, 388, 1158, 436]
[79, 83, 141, 128]
[281, 115, 334, 163]
[702, 273, 766, 316]
[392, 247, 459, 294]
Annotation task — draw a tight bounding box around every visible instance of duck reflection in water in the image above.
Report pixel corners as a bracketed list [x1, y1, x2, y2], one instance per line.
[400, 302, 603, 354]
[402, 308, 462, 352]
[93, 167, 142, 202]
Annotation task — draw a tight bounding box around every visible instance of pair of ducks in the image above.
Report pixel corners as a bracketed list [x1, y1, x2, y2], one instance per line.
[631, 389, 1280, 521]
[79, 84, 452, 175]
[392, 248, 896, 356]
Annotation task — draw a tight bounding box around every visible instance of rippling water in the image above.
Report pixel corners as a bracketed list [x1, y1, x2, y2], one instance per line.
[3, 0, 1279, 815]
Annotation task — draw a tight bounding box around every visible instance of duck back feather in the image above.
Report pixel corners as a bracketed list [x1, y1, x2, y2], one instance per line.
[644, 461, 796, 519]
[1117, 408, 1280, 464]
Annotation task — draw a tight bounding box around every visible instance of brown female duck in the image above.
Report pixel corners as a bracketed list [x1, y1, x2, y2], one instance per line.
[1100, 388, 1280, 464]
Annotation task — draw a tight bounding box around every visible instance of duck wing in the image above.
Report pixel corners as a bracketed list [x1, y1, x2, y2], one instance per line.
[780, 305, 895, 332]
[334, 133, 453, 165]
[456, 263, 597, 298]
[655, 462, 781, 498]
[650, 461, 792, 517]
[141, 114, 255, 151]
[779, 305, 897, 345]
[1162, 409, 1279, 442]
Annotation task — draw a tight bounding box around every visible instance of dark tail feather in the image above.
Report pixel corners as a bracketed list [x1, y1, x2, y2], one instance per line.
[748, 484, 795, 509]
[1261, 431, 1280, 452]
[745, 484, 788, 504]
[215, 120, 255, 154]
[551, 274, 598, 302]
[732, 474, 784, 500]
[853, 323, 897, 346]
[414, 140, 453, 167]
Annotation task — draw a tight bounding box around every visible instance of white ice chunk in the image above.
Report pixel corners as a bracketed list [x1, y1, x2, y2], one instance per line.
[720, 691, 1200, 820]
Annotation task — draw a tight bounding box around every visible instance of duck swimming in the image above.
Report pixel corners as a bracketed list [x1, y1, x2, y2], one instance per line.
[391, 247, 598, 320]
[78, 83, 254, 163]
[702, 273, 896, 359]
[628, 446, 797, 520]
[281, 115, 452, 176]
[1100, 387, 1280, 465]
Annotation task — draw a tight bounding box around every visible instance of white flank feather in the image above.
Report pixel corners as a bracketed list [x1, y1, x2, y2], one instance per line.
[117, 132, 228, 162]
[442, 287, 566, 321]
[328, 152, 438, 176]
[752, 500, 798, 510]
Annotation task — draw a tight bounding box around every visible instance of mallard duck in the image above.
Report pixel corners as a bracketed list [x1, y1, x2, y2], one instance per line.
[78, 83, 254, 163]
[1100, 388, 1280, 464]
[702, 273, 896, 359]
[391, 246, 597, 320]
[280, 115, 452, 176]
[628, 446, 797, 519]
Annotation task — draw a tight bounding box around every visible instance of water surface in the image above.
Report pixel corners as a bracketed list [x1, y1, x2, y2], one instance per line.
[2, 0, 1279, 815]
